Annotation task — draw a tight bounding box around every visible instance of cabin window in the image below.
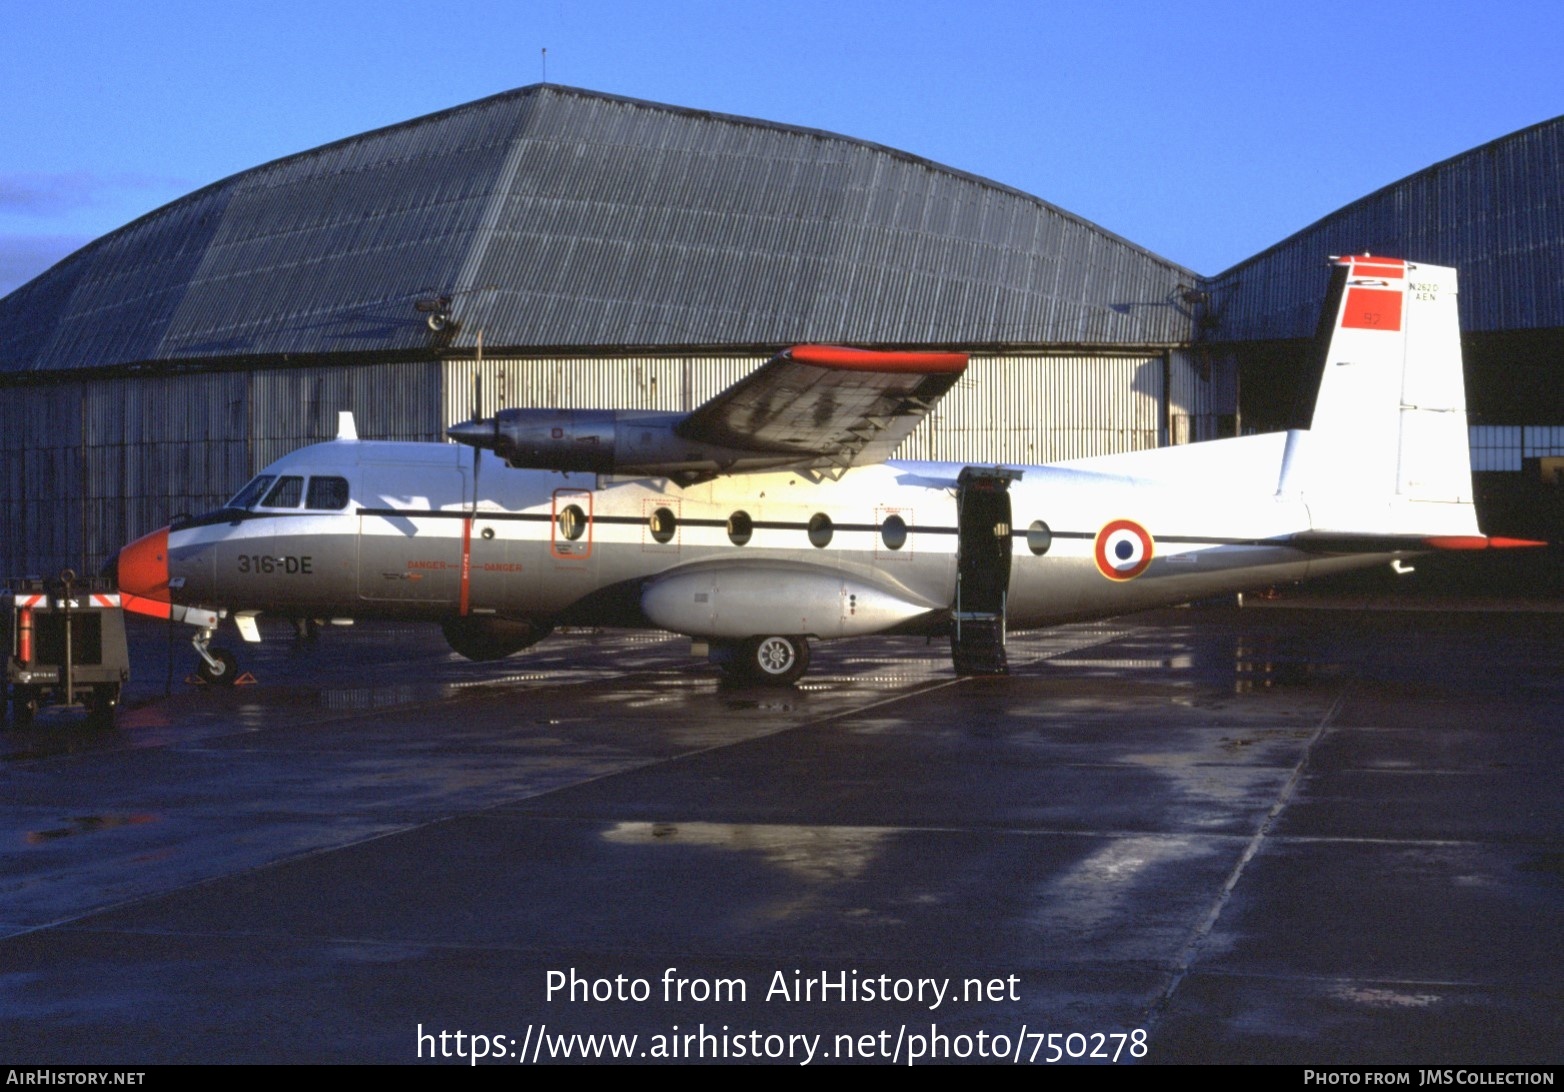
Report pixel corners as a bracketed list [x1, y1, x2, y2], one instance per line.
[727, 511, 753, 546]
[557, 504, 587, 541]
[1027, 520, 1052, 556]
[880, 514, 908, 551]
[808, 512, 833, 548]
[648, 506, 677, 544]
[228, 475, 275, 510]
[260, 476, 304, 508]
[306, 476, 350, 510]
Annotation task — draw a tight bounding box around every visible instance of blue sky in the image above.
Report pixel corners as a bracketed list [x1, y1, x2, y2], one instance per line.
[3, 0, 1561, 295]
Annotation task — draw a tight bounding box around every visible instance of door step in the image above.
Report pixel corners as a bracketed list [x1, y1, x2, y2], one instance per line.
[951, 612, 1008, 676]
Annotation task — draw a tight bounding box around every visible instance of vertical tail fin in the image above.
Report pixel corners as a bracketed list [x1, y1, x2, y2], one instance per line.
[1281, 255, 1481, 537]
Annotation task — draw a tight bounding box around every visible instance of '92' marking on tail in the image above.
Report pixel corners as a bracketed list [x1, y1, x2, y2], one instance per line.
[1342, 286, 1404, 331]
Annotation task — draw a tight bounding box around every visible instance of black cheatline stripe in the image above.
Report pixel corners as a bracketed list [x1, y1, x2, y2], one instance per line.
[1006, 527, 1301, 549]
[1016, 529, 1092, 540]
[1159, 535, 1278, 547]
[178, 508, 342, 529]
[356, 508, 550, 522]
[355, 507, 966, 536]
[241, 508, 1312, 553]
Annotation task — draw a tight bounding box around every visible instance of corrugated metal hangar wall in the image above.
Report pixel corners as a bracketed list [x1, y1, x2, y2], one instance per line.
[1, 348, 1227, 577]
[14, 88, 1564, 575]
[1203, 115, 1564, 542]
[0, 85, 1227, 578]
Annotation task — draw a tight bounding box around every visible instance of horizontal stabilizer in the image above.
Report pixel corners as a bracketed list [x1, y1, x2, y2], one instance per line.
[1287, 532, 1547, 554]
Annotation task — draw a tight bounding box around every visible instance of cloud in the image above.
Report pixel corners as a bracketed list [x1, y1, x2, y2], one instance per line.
[0, 171, 182, 216]
[0, 234, 96, 296]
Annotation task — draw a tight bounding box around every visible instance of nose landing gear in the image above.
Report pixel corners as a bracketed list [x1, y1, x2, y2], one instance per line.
[192, 625, 240, 687]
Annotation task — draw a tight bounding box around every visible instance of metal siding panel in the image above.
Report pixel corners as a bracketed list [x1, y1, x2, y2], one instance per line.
[893, 353, 1161, 464]
[247, 361, 438, 467]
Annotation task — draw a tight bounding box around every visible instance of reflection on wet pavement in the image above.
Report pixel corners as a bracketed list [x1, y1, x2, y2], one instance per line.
[2, 606, 1562, 1063]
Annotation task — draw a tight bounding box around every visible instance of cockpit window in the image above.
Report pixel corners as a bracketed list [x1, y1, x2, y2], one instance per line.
[306, 476, 350, 510]
[227, 475, 275, 510]
[260, 476, 304, 508]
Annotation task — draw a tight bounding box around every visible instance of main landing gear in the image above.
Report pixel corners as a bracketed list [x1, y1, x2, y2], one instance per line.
[720, 635, 811, 686]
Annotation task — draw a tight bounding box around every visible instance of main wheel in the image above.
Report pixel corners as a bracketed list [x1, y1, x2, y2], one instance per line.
[742, 635, 811, 686]
[197, 647, 239, 687]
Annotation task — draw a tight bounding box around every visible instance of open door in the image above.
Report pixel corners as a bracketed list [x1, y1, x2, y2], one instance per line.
[953, 467, 1020, 675]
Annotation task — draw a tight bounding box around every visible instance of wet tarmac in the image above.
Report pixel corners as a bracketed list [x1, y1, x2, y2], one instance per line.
[2, 605, 1561, 1064]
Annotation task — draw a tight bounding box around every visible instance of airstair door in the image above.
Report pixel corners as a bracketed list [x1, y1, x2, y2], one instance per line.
[953, 467, 1019, 675]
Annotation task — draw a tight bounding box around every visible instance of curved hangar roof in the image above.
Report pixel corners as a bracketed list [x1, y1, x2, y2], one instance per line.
[1208, 114, 1564, 342]
[0, 85, 1194, 375]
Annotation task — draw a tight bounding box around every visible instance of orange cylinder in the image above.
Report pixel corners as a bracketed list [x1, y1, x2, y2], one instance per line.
[17, 606, 33, 665]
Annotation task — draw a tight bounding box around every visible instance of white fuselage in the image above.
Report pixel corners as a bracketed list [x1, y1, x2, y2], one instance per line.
[160, 430, 1381, 637]
[120, 257, 1495, 682]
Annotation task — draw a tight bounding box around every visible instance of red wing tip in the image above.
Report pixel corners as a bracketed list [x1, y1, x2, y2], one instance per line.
[1423, 535, 1550, 551]
[785, 345, 967, 374]
[121, 591, 173, 619]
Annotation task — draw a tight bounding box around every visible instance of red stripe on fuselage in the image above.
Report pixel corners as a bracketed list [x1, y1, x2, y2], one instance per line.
[459, 517, 473, 616]
[121, 592, 174, 620]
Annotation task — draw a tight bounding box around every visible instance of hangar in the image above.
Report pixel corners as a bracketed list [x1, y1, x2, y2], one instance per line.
[0, 84, 1559, 577]
[1203, 114, 1564, 543]
[0, 84, 1219, 578]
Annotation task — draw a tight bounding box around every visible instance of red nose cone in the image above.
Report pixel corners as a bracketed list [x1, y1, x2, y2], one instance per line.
[118, 527, 172, 618]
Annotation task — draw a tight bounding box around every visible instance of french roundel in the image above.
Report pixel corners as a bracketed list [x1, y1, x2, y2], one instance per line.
[1094, 519, 1154, 581]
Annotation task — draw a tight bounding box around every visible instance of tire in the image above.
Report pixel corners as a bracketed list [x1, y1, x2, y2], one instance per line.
[85, 684, 120, 729]
[198, 647, 240, 687]
[8, 685, 38, 729]
[742, 635, 811, 686]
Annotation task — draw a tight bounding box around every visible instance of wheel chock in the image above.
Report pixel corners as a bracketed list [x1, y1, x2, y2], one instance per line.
[184, 672, 259, 686]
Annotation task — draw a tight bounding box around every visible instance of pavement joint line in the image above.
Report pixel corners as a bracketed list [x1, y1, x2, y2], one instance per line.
[1148, 967, 1488, 989]
[1146, 674, 1353, 1027]
[449, 622, 1149, 819]
[0, 665, 969, 943]
[0, 622, 1144, 947]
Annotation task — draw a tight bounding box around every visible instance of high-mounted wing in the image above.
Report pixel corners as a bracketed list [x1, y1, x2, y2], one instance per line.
[449, 345, 968, 483]
[677, 345, 967, 473]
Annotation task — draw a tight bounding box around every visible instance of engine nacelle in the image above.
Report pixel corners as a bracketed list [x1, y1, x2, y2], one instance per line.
[448, 409, 793, 479]
[489, 409, 623, 472]
[642, 565, 937, 639]
[441, 616, 551, 662]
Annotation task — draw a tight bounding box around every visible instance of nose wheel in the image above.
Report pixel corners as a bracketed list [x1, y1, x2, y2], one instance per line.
[196, 647, 240, 686]
[192, 623, 240, 687]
